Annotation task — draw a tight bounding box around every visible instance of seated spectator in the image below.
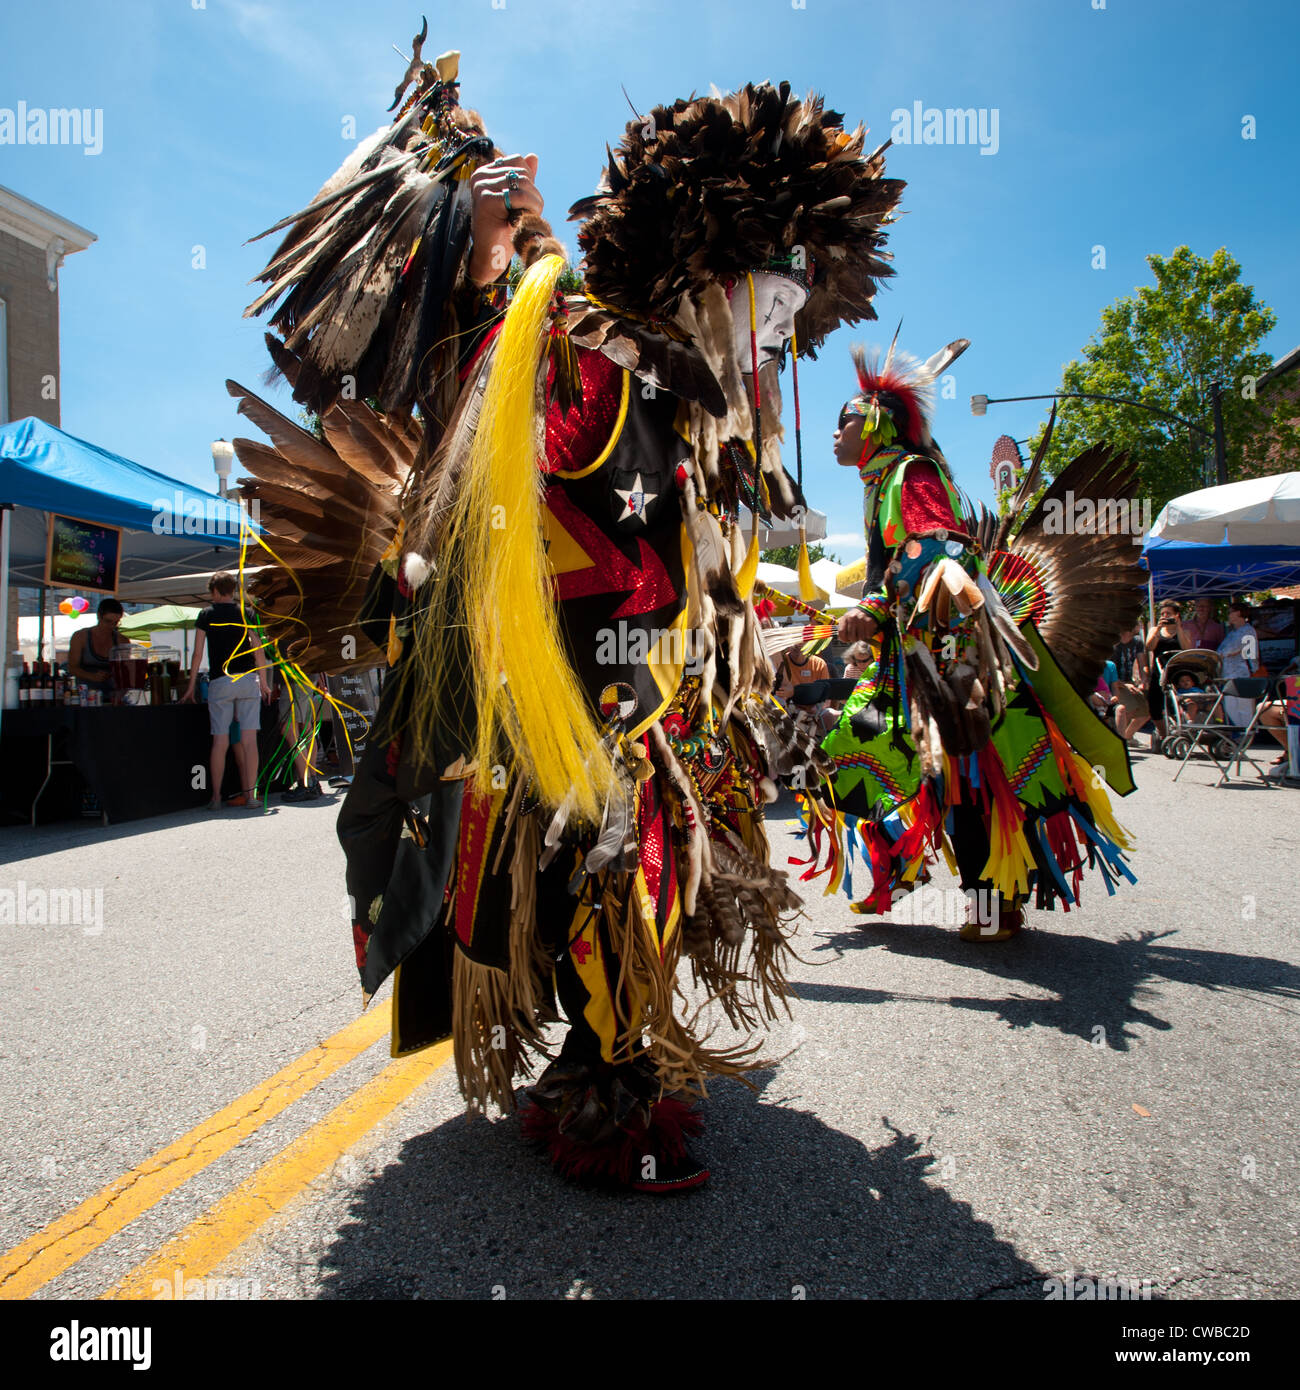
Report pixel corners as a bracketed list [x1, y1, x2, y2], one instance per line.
[1090, 659, 1118, 717]
[1108, 625, 1150, 743]
[1172, 671, 1212, 722]
[1257, 655, 1298, 778]
[842, 641, 873, 683]
[775, 646, 830, 706]
[1112, 625, 1146, 688]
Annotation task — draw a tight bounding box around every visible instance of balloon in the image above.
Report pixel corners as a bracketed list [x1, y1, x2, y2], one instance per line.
[71, 596, 90, 612]
[59, 599, 76, 616]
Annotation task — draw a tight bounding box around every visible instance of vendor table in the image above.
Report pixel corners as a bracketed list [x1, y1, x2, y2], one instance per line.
[0, 705, 288, 825]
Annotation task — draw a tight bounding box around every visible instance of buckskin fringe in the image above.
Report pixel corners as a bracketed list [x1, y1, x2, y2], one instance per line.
[507, 810, 554, 1024]
[451, 950, 544, 1115]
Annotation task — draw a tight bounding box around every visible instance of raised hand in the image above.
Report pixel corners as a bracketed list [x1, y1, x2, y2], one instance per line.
[837, 609, 880, 644]
[469, 154, 543, 285]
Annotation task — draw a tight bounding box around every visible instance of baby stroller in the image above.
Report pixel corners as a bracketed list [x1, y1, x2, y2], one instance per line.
[1158, 648, 1236, 761]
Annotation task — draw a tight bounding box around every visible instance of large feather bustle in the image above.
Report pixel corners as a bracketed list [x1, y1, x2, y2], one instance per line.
[995, 445, 1147, 694]
[225, 338, 414, 673]
[569, 82, 903, 353]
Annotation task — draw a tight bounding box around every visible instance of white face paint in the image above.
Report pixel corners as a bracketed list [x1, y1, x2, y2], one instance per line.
[730, 272, 809, 373]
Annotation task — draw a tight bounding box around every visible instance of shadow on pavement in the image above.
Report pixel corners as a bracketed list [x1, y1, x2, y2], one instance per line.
[312, 1070, 1049, 1300]
[0, 794, 347, 852]
[798, 924, 1300, 1049]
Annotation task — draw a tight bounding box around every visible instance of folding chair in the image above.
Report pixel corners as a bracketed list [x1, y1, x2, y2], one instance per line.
[1175, 677, 1277, 787]
[1171, 680, 1228, 782]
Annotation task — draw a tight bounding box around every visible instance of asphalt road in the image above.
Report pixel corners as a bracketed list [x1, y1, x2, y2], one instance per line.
[1, 747, 1296, 1300]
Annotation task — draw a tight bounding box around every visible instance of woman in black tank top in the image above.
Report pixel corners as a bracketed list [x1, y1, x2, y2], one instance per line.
[1144, 600, 1183, 743]
[67, 598, 125, 687]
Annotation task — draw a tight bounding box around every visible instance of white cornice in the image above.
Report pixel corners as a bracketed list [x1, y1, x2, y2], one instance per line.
[0, 183, 95, 251]
[0, 184, 96, 291]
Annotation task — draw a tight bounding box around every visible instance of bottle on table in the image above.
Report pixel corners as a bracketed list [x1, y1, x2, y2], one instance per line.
[18, 663, 30, 704]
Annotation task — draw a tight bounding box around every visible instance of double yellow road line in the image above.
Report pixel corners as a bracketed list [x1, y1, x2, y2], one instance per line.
[0, 1006, 451, 1301]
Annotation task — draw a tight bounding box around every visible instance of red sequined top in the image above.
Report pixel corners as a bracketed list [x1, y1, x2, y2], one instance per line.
[542, 347, 625, 474]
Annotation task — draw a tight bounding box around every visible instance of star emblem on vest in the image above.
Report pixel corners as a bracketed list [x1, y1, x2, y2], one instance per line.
[614, 473, 656, 524]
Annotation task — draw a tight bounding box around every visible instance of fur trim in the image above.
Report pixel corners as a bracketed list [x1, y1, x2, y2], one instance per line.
[402, 551, 430, 590]
[520, 1093, 703, 1187]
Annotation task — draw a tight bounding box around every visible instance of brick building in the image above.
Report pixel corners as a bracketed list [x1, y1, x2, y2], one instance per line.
[1255, 344, 1300, 477]
[1, 185, 96, 663]
[0, 184, 95, 426]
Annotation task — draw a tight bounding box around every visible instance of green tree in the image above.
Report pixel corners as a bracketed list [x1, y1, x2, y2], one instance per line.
[507, 257, 585, 293]
[1028, 247, 1297, 516]
[761, 541, 837, 567]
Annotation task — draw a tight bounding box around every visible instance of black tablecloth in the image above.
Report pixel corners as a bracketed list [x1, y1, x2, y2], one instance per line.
[0, 705, 290, 824]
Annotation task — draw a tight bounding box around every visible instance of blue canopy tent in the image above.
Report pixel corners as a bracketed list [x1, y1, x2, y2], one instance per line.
[1140, 534, 1300, 599]
[1, 417, 258, 741]
[0, 416, 253, 578]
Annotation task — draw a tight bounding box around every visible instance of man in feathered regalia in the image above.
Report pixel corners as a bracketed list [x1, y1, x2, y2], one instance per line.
[227, 31, 902, 1190]
[793, 338, 1144, 939]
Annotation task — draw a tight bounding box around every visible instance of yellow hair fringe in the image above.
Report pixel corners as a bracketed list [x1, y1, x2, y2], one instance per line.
[418, 253, 612, 822]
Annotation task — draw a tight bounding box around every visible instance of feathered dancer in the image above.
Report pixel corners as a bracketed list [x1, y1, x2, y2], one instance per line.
[231, 33, 903, 1191]
[793, 337, 1143, 940]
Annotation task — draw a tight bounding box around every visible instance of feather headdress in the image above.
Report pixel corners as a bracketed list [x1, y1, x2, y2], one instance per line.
[844, 335, 970, 457]
[243, 49, 518, 423]
[568, 82, 904, 352]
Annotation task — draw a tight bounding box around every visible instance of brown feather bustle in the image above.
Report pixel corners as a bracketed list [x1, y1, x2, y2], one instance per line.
[1001, 446, 1147, 695]
[226, 336, 415, 673]
[569, 82, 904, 353]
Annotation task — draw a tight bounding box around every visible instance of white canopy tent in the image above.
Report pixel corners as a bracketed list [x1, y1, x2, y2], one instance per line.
[739, 505, 828, 549]
[755, 560, 857, 612]
[1149, 471, 1300, 546]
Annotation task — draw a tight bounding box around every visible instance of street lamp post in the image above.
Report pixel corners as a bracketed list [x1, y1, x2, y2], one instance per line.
[1210, 381, 1228, 487]
[211, 439, 235, 498]
[971, 390, 1226, 486]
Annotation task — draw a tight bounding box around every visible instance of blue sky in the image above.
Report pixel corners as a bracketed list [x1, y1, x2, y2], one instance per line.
[3, 0, 1298, 560]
